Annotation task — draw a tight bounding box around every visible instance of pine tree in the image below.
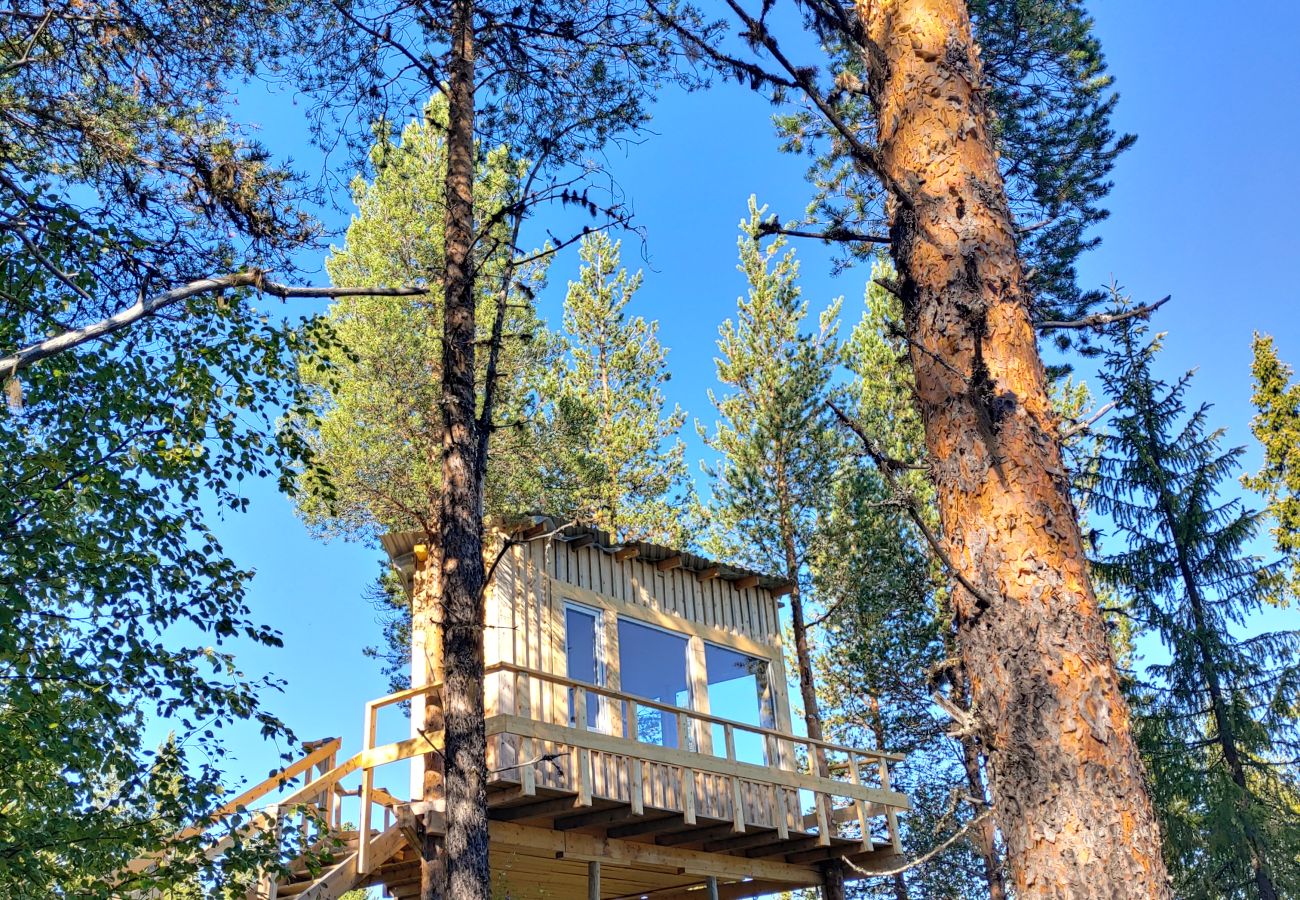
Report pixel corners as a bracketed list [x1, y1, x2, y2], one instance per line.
[1092, 314, 1300, 900]
[289, 101, 561, 541]
[1243, 334, 1300, 593]
[654, 0, 1168, 889]
[553, 232, 690, 544]
[702, 199, 848, 895]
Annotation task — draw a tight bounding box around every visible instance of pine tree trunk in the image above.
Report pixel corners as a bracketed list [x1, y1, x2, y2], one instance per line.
[414, 547, 447, 899]
[776, 492, 844, 900]
[856, 1, 1171, 895]
[431, 0, 491, 897]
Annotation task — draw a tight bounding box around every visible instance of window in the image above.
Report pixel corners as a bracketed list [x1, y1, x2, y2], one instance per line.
[703, 642, 774, 765]
[564, 603, 603, 729]
[616, 618, 690, 748]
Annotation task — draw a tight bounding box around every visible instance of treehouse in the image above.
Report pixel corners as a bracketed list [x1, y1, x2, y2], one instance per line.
[132, 518, 910, 900]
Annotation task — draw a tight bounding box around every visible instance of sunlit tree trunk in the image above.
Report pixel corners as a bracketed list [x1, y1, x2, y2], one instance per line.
[428, 0, 491, 897]
[855, 1, 1171, 895]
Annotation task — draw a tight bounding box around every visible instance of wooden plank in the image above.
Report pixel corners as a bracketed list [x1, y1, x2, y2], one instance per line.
[491, 796, 587, 822]
[655, 823, 739, 846]
[696, 565, 721, 581]
[732, 575, 759, 590]
[606, 813, 688, 839]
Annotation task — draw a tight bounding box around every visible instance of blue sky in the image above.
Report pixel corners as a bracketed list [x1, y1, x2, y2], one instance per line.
[203, 0, 1300, 801]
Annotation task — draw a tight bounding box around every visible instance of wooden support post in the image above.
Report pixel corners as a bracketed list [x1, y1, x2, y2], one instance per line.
[706, 875, 720, 900]
[588, 860, 601, 900]
[773, 785, 789, 840]
[517, 673, 536, 796]
[879, 758, 903, 854]
[357, 701, 378, 875]
[815, 792, 832, 847]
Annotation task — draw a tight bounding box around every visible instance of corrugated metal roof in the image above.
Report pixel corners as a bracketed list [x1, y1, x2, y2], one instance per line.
[379, 515, 790, 598]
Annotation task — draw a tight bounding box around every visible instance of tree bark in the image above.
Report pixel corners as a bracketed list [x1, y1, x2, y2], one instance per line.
[855, 1, 1171, 896]
[431, 0, 491, 898]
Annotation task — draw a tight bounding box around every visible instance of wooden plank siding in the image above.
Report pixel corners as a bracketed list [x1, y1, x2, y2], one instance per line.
[485, 536, 828, 837]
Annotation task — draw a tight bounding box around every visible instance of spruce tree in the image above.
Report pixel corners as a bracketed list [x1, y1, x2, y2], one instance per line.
[1243, 334, 1300, 592]
[1092, 315, 1300, 900]
[553, 232, 690, 543]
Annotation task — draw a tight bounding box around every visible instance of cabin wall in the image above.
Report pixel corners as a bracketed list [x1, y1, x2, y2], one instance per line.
[484, 537, 799, 830]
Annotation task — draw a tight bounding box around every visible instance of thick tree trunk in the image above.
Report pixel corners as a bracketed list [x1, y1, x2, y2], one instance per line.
[855, 1, 1171, 896]
[431, 0, 491, 898]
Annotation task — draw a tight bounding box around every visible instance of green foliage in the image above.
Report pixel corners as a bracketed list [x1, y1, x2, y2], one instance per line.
[550, 232, 690, 543]
[288, 103, 561, 540]
[1091, 313, 1300, 899]
[700, 198, 844, 574]
[0, 2, 331, 892]
[1243, 334, 1300, 594]
[770, 0, 1131, 335]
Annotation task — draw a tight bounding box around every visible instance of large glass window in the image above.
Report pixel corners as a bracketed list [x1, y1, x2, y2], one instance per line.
[617, 618, 690, 748]
[564, 603, 603, 729]
[704, 642, 774, 765]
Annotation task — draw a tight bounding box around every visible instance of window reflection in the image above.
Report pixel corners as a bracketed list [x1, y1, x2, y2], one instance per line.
[704, 642, 773, 765]
[617, 618, 690, 748]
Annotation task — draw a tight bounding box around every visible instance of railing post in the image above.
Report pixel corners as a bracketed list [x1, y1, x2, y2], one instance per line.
[724, 725, 745, 834]
[358, 701, 378, 875]
[848, 754, 871, 851]
[879, 757, 903, 854]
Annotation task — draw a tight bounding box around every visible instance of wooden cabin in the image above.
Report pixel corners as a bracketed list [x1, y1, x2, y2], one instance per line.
[128, 518, 910, 900]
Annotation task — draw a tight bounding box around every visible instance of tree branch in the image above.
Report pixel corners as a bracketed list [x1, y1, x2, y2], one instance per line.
[1060, 402, 1115, 440]
[756, 217, 890, 245]
[1037, 295, 1170, 332]
[0, 271, 427, 376]
[828, 400, 1000, 611]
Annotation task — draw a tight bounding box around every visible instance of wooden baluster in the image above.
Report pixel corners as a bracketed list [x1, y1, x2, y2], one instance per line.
[847, 754, 871, 851]
[879, 757, 903, 853]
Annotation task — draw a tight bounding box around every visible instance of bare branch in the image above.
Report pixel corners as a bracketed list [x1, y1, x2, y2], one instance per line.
[1037, 296, 1170, 332]
[0, 271, 427, 376]
[842, 808, 995, 879]
[1060, 401, 1115, 441]
[828, 400, 1000, 611]
[756, 217, 890, 245]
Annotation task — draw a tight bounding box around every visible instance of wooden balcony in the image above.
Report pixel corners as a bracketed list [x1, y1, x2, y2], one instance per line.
[124, 667, 910, 900]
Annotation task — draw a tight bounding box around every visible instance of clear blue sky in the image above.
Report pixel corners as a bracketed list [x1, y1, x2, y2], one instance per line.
[201, 0, 1300, 800]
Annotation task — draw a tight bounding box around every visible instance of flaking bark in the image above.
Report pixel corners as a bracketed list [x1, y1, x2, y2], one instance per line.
[855, 1, 1171, 895]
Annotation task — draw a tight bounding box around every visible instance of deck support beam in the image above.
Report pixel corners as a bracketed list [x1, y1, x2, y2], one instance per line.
[589, 860, 601, 900]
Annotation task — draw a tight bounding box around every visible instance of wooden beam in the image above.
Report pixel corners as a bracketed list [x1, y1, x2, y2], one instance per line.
[703, 829, 786, 853]
[614, 544, 640, 562]
[491, 796, 588, 822]
[555, 806, 644, 832]
[695, 565, 721, 581]
[746, 837, 821, 858]
[520, 521, 548, 539]
[656, 554, 683, 572]
[769, 581, 793, 599]
[607, 814, 688, 839]
[732, 575, 760, 590]
[588, 860, 601, 900]
[568, 534, 596, 550]
[656, 823, 739, 847]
